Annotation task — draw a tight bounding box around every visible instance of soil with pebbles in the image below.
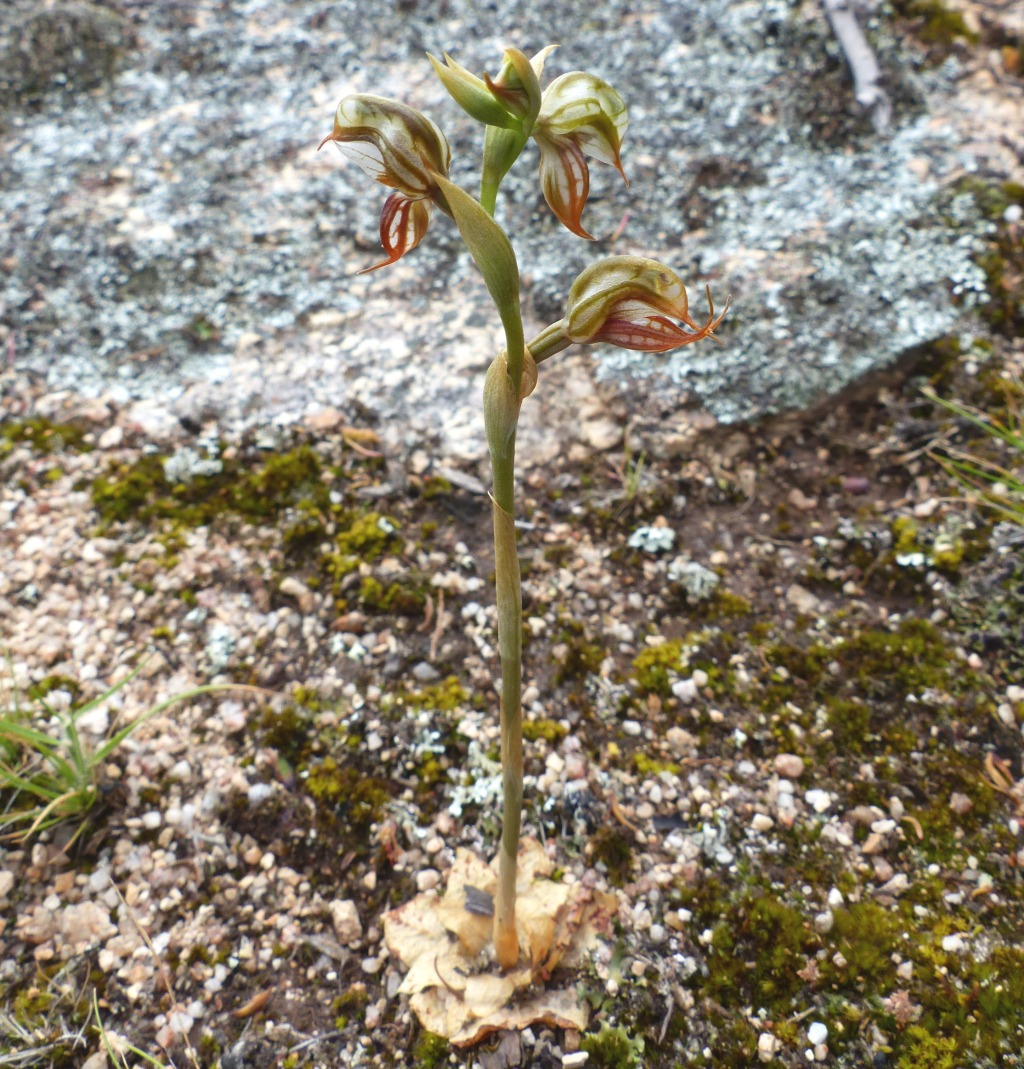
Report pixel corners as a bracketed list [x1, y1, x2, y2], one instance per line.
[2, 1, 1024, 1065]
[1, 335, 1023, 1067]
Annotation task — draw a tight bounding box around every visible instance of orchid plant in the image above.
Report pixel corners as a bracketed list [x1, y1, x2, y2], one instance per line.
[319, 46, 728, 972]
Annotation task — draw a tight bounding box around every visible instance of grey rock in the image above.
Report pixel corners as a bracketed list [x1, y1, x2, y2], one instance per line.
[0, 0, 1004, 456]
[411, 660, 441, 683]
[0, 1, 132, 110]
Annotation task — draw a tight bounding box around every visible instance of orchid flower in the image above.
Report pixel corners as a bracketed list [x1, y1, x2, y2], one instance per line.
[533, 72, 628, 239]
[318, 94, 452, 273]
[529, 256, 730, 362]
[430, 49, 627, 235]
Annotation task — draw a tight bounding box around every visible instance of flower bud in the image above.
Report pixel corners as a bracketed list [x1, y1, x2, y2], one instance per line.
[428, 52, 520, 129]
[564, 256, 728, 351]
[484, 46, 553, 127]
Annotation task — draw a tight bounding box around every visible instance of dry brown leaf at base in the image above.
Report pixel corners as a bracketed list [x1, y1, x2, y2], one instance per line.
[411, 985, 588, 1047]
[382, 838, 617, 1047]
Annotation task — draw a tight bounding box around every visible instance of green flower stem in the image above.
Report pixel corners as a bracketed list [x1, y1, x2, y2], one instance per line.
[483, 350, 526, 970]
[433, 170, 534, 968]
[491, 471, 523, 969]
[526, 319, 572, 364]
[480, 126, 527, 218]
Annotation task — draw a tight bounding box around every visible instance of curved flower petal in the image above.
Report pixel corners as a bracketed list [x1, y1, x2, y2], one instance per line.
[589, 291, 728, 351]
[566, 257, 688, 340]
[529, 45, 559, 82]
[320, 94, 451, 272]
[360, 192, 432, 274]
[537, 72, 628, 181]
[537, 133, 593, 240]
[484, 47, 545, 124]
[563, 257, 729, 352]
[319, 94, 450, 198]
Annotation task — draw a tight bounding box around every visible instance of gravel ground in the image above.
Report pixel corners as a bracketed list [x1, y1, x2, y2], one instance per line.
[2, 1, 1024, 1067]
[2, 329, 1024, 1066]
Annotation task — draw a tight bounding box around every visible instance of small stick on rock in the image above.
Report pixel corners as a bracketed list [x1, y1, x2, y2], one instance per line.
[821, 0, 892, 132]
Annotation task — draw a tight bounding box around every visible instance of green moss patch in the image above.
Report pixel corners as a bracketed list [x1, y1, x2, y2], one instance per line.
[892, 0, 979, 57]
[631, 641, 685, 698]
[91, 442, 327, 527]
[952, 179, 1024, 334]
[1, 416, 91, 459]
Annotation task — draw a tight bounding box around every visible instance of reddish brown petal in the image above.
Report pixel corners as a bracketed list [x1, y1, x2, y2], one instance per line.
[592, 288, 730, 351]
[538, 136, 594, 240]
[360, 192, 431, 274]
[591, 314, 697, 352]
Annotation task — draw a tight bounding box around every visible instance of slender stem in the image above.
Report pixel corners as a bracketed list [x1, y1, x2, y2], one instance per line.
[527, 319, 572, 365]
[480, 125, 526, 222]
[489, 439, 523, 969]
[443, 142, 531, 966]
[480, 178, 499, 217]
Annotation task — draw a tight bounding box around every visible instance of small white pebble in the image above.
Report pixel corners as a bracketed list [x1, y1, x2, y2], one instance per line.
[141, 811, 162, 830]
[774, 753, 805, 778]
[671, 678, 699, 703]
[758, 1032, 780, 1062]
[168, 760, 192, 782]
[416, 869, 440, 892]
[941, 934, 966, 953]
[807, 1021, 828, 1045]
[623, 719, 642, 737]
[87, 868, 111, 893]
[827, 887, 845, 909]
[805, 789, 832, 813]
[751, 813, 774, 832]
[562, 1052, 589, 1068]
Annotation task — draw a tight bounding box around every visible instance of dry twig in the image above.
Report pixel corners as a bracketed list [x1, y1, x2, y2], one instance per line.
[821, 0, 892, 131]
